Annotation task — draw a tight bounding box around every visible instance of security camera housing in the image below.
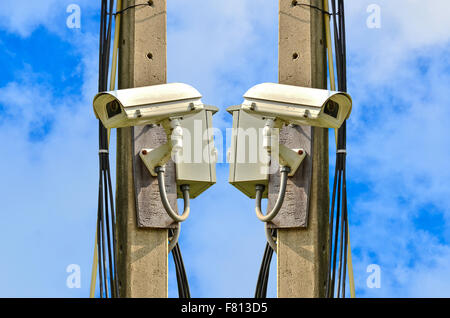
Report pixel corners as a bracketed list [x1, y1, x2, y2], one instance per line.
[241, 83, 352, 129]
[93, 83, 217, 199]
[174, 105, 218, 199]
[227, 107, 270, 199]
[93, 83, 205, 129]
[227, 106, 307, 199]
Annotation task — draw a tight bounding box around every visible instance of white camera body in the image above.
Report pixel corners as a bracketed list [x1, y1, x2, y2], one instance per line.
[241, 83, 352, 129]
[93, 83, 205, 130]
[228, 83, 352, 199]
[93, 83, 217, 198]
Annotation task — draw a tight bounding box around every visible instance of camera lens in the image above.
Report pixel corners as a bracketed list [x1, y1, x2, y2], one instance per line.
[324, 100, 339, 119]
[106, 100, 122, 118]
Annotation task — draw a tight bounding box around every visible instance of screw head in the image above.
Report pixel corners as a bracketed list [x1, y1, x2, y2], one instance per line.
[142, 150, 148, 155]
[298, 149, 304, 155]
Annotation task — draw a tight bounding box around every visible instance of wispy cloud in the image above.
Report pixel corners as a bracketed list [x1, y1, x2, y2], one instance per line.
[0, 0, 98, 38]
[0, 6, 100, 296]
[0, 0, 449, 298]
[344, 0, 450, 297]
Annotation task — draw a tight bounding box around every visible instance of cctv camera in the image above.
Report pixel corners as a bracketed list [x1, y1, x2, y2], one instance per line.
[93, 83, 204, 129]
[240, 83, 352, 129]
[93, 82, 216, 182]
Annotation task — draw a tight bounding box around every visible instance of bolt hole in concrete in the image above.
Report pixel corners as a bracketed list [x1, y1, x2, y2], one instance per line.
[293, 52, 299, 60]
[147, 52, 153, 60]
[291, 0, 298, 6]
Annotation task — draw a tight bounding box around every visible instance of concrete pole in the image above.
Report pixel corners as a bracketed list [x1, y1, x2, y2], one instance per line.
[116, 0, 169, 298]
[276, 0, 329, 298]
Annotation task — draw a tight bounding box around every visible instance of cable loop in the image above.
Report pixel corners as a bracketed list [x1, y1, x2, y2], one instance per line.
[255, 166, 290, 223]
[156, 166, 190, 223]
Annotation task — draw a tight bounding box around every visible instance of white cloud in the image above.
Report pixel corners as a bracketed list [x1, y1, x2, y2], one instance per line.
[0, 0, 449, 298]
[344, 1, 450, 297]
[347, 1, 450, 48]
[0, 0, 280, 297]
[0, 0, 59, 37]
[0, 19, 101, 296]
[167, 0, 278, 130]
[0, 76, 99, 296]
[0, 0, 98, 37]
[344, 1, 450, 88]
[168, 0, 450, 297]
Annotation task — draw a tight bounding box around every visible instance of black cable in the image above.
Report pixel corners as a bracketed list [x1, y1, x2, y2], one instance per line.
[113, 0, 153, 15]
[342, 165, 348, 297]
[96, 0, 118, 298]
[106, 162, 119, 296]
[342, 173, 349, 298]
[97, 0, 107, 298]
[173, 247, 185, 297]
[260, 244, 274, 297]
[169, 229, 191, 298]
[330, 168, 342, 297]
[99, 168, 109, 298]
[255, 244, 267, 297]
[292, 0, 338, 16]
[337, 174, 345, 297]
[255, 243, 270, 298]
[325, 163, 338, 296]
[255, 229, 275, 298]
[178, 245, 191, 297]
[172, 240, 184, 298]
[96, 0, 191, 299]
[102, 169, 114, 297]
[96, 182, 104, 298]
[175, 244, 191, 298]
[101, 2, 116, 299]
[327, 0, 341, 298]
[326, 0, 349, 298]
[172, 245, 186, 297]
[339, 0, 348, 299]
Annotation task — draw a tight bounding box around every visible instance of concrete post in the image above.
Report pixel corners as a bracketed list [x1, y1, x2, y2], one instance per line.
[276, 0, 329, 298]
[116, 0, 169, 298]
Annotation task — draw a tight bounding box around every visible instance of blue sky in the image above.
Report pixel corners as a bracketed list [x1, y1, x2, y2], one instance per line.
[0, 0, 449, 298]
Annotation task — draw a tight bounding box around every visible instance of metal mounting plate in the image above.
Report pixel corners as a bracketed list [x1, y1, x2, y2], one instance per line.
[133, 124, 178, 229]
[266, 124, 312, 229]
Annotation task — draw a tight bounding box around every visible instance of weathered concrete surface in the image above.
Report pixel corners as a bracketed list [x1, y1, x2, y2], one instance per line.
[276, 0, 329, 298]
[116, 0, 169, 298]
